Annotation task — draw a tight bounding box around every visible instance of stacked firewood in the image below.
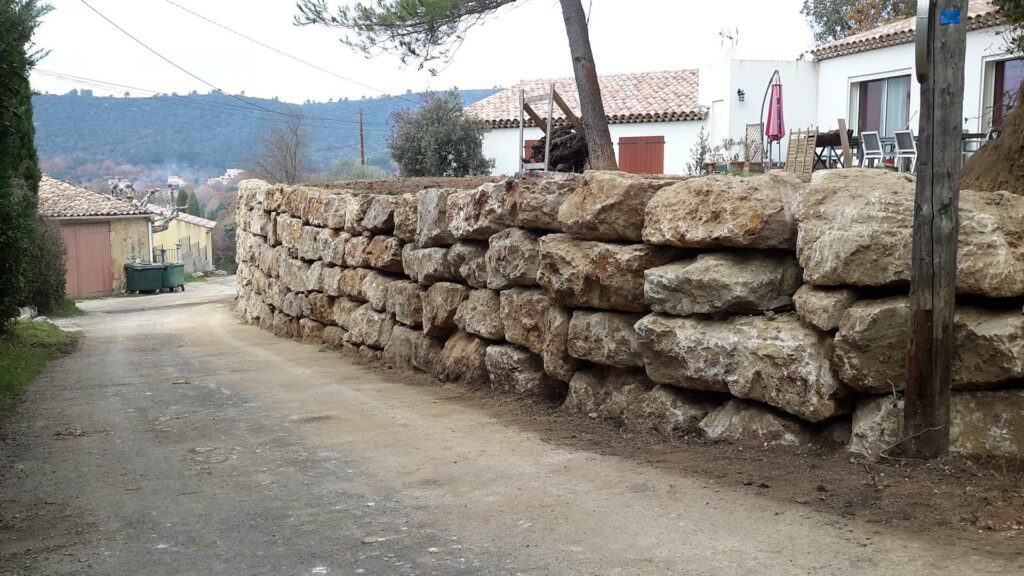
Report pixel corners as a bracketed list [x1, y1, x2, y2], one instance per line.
[529, 124, 588, 173]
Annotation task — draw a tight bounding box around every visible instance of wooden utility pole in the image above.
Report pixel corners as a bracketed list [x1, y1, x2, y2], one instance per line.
[904, 0, 968, 459]
[359, 109, 366, 166]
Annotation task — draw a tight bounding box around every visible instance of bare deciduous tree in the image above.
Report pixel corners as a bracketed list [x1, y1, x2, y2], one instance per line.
[245, 111, 309, 184]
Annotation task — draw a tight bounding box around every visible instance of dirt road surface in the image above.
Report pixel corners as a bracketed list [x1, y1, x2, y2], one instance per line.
[1, 278, 1020, 575]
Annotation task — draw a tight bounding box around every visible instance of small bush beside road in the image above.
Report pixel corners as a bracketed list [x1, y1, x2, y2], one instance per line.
[0, 321, 76, 422]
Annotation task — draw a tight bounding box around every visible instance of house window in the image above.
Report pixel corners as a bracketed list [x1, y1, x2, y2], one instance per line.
[618, 136, 665, 174]
[524, 139, 541, 163]
[853, 75, 911, 136]
[993, 59, 1024, 128]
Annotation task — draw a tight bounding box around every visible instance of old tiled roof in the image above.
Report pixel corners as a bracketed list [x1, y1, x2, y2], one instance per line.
[38, 176, 152, 218]
[811, 0, 1003, 61]
[466, 69, 705, 128]
[147, 204, 217, 229]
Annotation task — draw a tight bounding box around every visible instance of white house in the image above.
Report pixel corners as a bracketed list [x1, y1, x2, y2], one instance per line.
[469, 0, 1018, 176]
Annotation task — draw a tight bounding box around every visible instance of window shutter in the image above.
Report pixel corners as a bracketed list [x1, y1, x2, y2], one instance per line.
[618, 136, 665, 174]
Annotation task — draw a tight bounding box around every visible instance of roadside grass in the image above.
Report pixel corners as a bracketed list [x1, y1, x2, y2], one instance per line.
[52, 297, 84, 317]
[185, 274, 206, 283]
[0, 322, 77, 422]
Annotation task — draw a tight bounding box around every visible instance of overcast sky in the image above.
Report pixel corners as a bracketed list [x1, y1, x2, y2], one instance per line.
[30, 0, 816, 103]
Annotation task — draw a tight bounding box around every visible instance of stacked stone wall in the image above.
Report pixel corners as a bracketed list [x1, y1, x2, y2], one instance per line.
[235, 169, 1024, 458]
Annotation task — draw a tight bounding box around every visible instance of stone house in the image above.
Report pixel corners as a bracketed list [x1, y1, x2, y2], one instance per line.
[147, 204, 217, 274]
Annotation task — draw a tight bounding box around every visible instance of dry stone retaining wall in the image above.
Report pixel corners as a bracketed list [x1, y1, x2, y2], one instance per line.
[235, 169, 1024, 458]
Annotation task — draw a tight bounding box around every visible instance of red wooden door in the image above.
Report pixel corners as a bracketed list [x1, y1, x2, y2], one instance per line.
[61, 222, 113, 298]
[618, 136, 665, 174]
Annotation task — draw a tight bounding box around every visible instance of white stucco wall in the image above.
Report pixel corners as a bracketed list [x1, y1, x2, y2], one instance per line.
[482, 120, 704, 176]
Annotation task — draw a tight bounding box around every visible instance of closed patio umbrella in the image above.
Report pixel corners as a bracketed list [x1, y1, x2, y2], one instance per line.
[762, 71, 785, 167]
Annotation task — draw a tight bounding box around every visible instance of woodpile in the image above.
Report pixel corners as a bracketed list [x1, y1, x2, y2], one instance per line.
[529, 124, 588, 173]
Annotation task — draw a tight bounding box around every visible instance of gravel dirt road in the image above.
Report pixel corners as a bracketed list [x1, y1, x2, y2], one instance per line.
[1, 277, 1020, 575]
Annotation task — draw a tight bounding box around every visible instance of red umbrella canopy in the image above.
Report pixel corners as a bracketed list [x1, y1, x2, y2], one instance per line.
[765, 80, 785, 142]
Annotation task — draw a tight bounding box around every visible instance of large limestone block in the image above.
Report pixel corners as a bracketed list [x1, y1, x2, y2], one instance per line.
[644, 252, 801, 316]
[623, 385, 721, 436]
[537, 234, 677, 312]
[283, 187, 309, 219]
[417, 188, 457, 247]
[485, 345, 560, 397]
[448, 241, 488, 289]
[512, 173, 582, 231]
[276, 214, 303, 249]
[282, 291, 311, 318]
[383, 325, 444, 373]
[558, 171, 677, 242]
[344, 195, 376, 235]
[333, 297, 363, 329]
[643, 173, 803, 249]
[303, 189, 327, 226]
[797, 169, 1024, 297]
[322, 192, 354, 229]
[321, 232, 352, 266]
[363, 235, 405, 273]
[499, 288, 577, 382]
[337, 268, 372, 301]
[635, 313, 847, 422]
[385, 280, 426, 327]
[403, 245, 456, 285]
[300, 318, 325, 344]
[699, 400, 813, 446]
[272, 311, 300, 339]
[362, 195, 399, 234]
[564, 368, 648, 417]
[322, 326, 348, 349]
[392, 192, 419, 242]
[320, 265, 343, 297]
[305, 261, 324, 293]
[454, 289, 504, 340]
[835, 297, 1024, 393]
[263, 184, 284, 212]
[237, 179, 271, 209]
[307, 292, 335, 325]
[422, 282, 470, 338]
[567, 310, 644, 368]
[280, 258, 313, 292]
[298, 226, 337, 261]
[347, 303, 395, 349]
[485, 228, 541, 290]
[447, 182, 513, 240]
[360, 270, 403, 312]
[792, 285, 857, 332]
[343, 235, 371, 268]
[436, 331, 489, 384]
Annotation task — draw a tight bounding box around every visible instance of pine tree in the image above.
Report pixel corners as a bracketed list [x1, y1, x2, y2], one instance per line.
[186, 191, 203, 218]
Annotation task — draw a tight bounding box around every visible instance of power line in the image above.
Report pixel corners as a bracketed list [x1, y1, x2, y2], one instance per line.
[162, 0, 420, 105]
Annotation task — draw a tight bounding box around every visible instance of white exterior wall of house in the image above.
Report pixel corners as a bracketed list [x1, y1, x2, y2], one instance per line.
[482, 120, 703, 176]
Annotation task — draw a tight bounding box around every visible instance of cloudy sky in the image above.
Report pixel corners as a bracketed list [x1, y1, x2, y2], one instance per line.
[30, 0, 816, 103]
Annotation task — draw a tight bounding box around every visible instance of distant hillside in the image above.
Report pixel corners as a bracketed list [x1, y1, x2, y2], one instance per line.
[31, 88, 500, 184]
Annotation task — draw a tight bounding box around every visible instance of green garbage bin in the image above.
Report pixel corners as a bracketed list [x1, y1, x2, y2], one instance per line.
[123, 263, 164, 293]
[161, 263, 185, 292]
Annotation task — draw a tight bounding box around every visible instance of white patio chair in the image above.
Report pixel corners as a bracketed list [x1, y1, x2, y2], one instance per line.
[860, 131, 884, 167]
[894, 130, 917, 173]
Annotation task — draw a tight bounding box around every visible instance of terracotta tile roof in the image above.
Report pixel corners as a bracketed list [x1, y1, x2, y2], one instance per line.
[811, 0, 1003, 61]
[466, 69, 705, 128]
[38, 176, 153, 218]
[147, 204, 217, 229]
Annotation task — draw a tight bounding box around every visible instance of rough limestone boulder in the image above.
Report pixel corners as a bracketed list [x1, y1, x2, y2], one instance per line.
[643, 173, 803, 249]
[362, 195, 399, 234]
[283, 187, 309, 220]
[454, 289, 504, 341]
[273, 311, 300, 339]
[342, 235, 371, 268]
[416, 188, 457, 247]
[511, 173, 581, 231]
[362, 235, 405, 273]
[635, 313, 847, 422]
[564, 368, 649, 418]
[422, 282, 470, 338]
[322, 192, 354, 230]
[361, 271, 403, 312]
[337, 268, 372, 301]
[321, 326, 348, 349]
[644, 252, 801, 316]
[307, 292, 335, 325]
[319, 266, 343, 297]
[282, 291, 311, 318]
[321, 232, 352, 266]
[435, 331, 489, 384]
[300, 318, 325, 343]
[392, 192, 419, 242]
[403, 245, 455, 285]
[280, 258, 313, 292]
[303, 189, 327, 226]
[850, 391, 1024, 457]
[384, 280, 425, 327]
[835, 297, 1024, 393]
[485, 345, 560, 398]
[383, 325, 443, 373]
[485, 228, 541, 290]
[699, 400, 812, 446]
[558, 171, 677, 242]
[537, 234, 678, 312]
[447, 182, 512, 240]
[797, 169, 1024, 297]
[298, 226, 337, 261]
[344, 195, 376, 235]
[499, 288, 577, 382]
[276, 214, 303, 249]
[566, 311, 644, 368]
[347, 303, 395, 349]
[792, 285, 857, 332]
[447, 241, 488, 289]
[333, 297, 362, 328]
[623, 385, 722, 436]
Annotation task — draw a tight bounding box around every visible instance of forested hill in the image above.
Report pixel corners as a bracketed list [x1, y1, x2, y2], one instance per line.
[32, 88, 499, 182]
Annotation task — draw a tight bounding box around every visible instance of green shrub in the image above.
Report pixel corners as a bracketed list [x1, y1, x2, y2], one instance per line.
[25, 218, 66, 314]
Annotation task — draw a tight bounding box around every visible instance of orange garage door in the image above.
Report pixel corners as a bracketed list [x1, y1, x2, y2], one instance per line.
[61, 222, 113, 298]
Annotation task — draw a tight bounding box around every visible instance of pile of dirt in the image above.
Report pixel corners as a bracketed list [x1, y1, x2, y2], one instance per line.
[313, 176, 501, 195]
[961, 104, 1024, 195]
